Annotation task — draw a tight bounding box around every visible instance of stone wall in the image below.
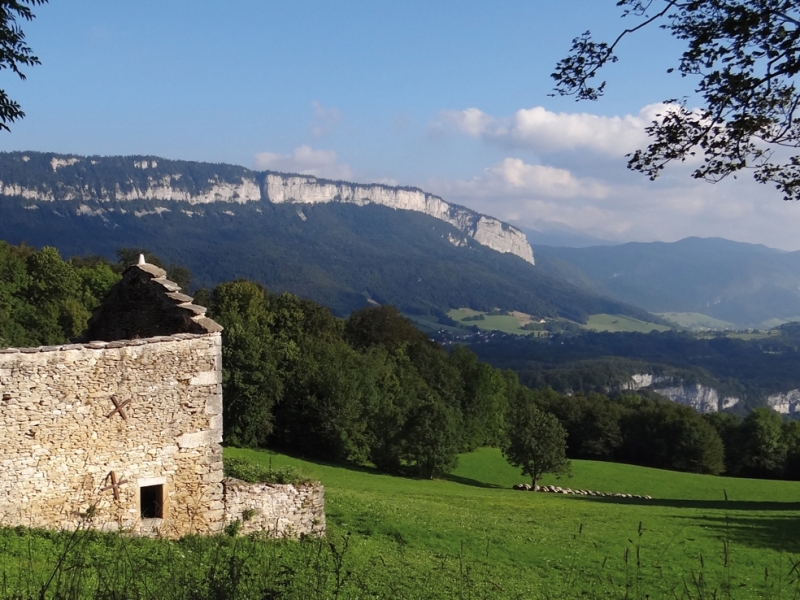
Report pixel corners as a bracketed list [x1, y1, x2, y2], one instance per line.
[222, 478, 325, 538]
[0, 333, 224, 537]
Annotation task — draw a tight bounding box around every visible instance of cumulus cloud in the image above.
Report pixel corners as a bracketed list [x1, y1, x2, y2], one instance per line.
[427, 154, 800, 250]
[436, 104, 677, 155]
[440, 158, 608, 201]
[253, 146, 353, 180]
[420, 100, 800, 246]
[310, 101, 343, 138]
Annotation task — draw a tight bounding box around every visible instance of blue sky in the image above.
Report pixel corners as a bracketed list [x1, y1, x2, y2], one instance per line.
[3, 1, 800, 249]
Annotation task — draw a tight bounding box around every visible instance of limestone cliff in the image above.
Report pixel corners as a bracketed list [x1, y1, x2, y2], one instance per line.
[620, 373, 740, 413]
[653, 383, 739, 413]
[262, 174, 534, 264]
[766, 390, 800, 415]
[0, 152, 535, 265]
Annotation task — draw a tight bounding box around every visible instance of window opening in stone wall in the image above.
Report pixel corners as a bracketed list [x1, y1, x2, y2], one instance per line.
[140, 484, 163, 519]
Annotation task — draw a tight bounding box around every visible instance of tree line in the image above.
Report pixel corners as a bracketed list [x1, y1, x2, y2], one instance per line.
[1, 241, 798, 482]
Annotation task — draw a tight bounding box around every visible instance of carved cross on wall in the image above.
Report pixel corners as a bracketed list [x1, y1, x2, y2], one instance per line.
[101, 471, 128, 501]
[106, 395, 131, 421]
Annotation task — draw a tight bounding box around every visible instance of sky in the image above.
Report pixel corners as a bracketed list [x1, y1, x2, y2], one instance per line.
[2, 0, 800, 249]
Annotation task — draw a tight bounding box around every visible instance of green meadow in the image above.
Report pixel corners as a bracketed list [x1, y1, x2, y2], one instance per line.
[224, 447, 800, 598]
[583, 313, 671, 333]
[2, 447, 799, 598]
[657, 312, 737, 330]
[447, 309, 672, 336]
[448, 308, 538, 335]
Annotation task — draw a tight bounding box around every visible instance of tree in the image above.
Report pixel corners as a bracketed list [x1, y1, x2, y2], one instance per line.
[536, 391, 628, 461]
[783, 419, 800, 479]
[737, 407, 787, 477]
[402, 391, 462, 479]
[344, 305, 428, 352]
[619, 401, 725, 475]
[503, 392, 570, 487]
[0, 0, 47, 131]
[449, 345, 509, 451]
[210, 280, 283, 447]
[552, 1, 800, 201]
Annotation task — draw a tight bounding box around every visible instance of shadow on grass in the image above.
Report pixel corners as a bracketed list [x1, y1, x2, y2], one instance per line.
[677, 514, 800, 553]
[441, 474, 503, 489]
[233, 447, 385, 475]
[564, 495, 800, 512]
[559, 495, 800, 552]
[233, 447, 500, 486]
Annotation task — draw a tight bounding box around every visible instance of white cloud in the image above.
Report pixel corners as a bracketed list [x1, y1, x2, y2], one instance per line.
[420, 150, 800, 250]
[310, 101, 343, 138]
[440, 158, 608, 201]
[421, 100, 800, 247]
[436, 104, 676, 155]
[253, 146, 353, 180]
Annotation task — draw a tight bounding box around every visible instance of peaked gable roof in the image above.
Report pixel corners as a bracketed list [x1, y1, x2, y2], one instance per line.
[82, 259, 221, 342]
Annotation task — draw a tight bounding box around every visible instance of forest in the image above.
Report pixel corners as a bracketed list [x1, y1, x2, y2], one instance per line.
[467, 329, 800, 411]
[1, 241, 799, 482]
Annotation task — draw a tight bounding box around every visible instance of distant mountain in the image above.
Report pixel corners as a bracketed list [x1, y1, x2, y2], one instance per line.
[0, 151, 655, 322]
[517, 223, 617, 248]
[535, 237, 800, 327]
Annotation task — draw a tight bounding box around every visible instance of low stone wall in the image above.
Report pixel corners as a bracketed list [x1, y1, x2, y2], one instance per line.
[223, 478, 325, 538]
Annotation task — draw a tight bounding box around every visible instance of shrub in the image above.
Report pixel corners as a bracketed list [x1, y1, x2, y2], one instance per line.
[223, 457, 309, 485]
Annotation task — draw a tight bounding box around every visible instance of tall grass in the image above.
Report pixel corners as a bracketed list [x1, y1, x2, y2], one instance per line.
[2, 519, 800, 599]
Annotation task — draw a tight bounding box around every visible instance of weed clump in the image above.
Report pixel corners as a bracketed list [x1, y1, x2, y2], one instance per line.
[223, 456, 309, 485]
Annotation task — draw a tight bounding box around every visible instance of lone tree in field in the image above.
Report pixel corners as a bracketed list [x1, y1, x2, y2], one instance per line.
[552, 0, 800, 201]
[503, 401, 570, 487]
[0, 0, 47, 131]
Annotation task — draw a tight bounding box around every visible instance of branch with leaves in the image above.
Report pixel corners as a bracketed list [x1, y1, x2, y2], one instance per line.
[552, 0, 800, 200]
[0, 0, 47, 131]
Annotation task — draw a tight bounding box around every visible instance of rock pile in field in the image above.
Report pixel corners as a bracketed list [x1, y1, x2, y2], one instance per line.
[512, 483, 651, 500]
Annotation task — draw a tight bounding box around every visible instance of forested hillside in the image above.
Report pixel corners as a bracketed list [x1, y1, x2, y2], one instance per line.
[0, 195, 656, 322]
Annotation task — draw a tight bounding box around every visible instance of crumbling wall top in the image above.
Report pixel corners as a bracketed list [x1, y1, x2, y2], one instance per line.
[82, 256, 221, 342]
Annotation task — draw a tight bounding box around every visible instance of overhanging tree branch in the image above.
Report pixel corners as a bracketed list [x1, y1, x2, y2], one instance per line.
[553, 0, 800, 201]
[0, 0, 47, 131]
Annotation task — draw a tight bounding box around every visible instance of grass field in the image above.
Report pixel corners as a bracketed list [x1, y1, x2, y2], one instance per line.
[223, 447, 800, 598]
[584, 313, 671, 333]
[447, 309, 671, 336]
[658, 312, 737, 330]
[2, 448, 799, 598]
[448, 308, 538, 335]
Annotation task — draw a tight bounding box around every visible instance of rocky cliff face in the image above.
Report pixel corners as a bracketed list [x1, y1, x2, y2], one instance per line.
[621, 373, 664, 391]
[766, 390, 800, 415]
[620, 373, 740, 413]
[263, 174, 534, 264]
[0, 152, 535, 265]
[653, 383, 739, 413]
[0, 178, 263, 204]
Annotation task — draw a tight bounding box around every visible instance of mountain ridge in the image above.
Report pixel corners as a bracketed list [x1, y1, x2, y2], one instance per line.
[0, 151, 534, 264]
[534, 237, 800, 327]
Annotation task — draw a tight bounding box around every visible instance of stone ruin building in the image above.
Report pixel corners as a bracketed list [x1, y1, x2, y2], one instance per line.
[0, 258, 324, 538]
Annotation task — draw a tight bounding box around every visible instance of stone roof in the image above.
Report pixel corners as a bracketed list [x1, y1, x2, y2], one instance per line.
[0, 333, 212, 354]
[81, 259, 222, 342]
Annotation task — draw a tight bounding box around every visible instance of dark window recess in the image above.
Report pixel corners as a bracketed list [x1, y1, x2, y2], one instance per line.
[140, 484, 163, 519]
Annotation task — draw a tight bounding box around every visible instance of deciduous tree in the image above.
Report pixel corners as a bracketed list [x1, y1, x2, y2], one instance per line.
[503, 393, 570, 487]
[0, 0, 47, 131]
[553, 1, 800, 200]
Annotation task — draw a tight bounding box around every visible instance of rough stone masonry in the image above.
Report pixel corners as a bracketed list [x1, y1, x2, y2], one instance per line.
[0, 258, 324, 538]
